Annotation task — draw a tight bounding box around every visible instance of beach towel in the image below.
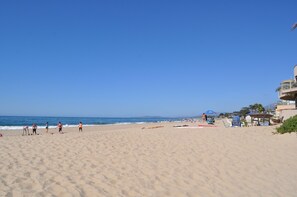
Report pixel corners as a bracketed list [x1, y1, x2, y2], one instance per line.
[198, 124, 217, 127]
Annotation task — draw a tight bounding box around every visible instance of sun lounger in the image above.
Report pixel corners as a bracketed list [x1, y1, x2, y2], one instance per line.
[207, 117, 215, 124]
[232, 116, 241, 127]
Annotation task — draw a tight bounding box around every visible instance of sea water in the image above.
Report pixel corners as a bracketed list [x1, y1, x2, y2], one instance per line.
[0, 116, 182, 130]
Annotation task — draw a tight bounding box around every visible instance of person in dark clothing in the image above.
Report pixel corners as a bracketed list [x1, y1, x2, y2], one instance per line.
[57, 122, 63, 133]
[32, 123, 37, 135]
[45, 122, 49, 133]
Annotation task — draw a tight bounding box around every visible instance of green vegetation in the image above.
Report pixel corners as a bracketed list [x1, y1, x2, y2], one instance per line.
[219, 103, 266, 118]
[239, 107, 250, 117]
[249, 103, 265, 113]
[238, 103, 265, 117]
[276, 115, 297, 134]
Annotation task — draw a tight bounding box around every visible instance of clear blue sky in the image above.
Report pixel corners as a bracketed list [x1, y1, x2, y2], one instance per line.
[0, 0, 296, 117]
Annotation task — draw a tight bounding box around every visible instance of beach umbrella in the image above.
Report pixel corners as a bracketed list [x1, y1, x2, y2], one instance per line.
[204, 110, 217, 116]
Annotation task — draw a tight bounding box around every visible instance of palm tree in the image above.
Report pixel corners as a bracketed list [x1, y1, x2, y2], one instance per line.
[249, 103, 265, 113]
[239, 107, 250, 117]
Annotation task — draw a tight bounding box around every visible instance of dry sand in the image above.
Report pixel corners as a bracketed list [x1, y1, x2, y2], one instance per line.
[0, 120, 297, 197]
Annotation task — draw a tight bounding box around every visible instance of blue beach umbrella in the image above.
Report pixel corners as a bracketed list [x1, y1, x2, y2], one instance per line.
[204, 110, 217, 116]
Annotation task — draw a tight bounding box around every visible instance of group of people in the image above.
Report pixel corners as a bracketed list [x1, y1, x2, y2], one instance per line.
[22, 122, 83, 135]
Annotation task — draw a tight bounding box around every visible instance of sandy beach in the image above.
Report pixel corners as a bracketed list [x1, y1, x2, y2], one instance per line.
[0, 120, 297, 197]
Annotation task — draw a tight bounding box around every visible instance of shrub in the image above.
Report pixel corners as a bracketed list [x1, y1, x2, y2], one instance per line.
[276, 115, 297, 134]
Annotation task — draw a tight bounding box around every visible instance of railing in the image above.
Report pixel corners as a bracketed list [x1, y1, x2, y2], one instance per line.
[281, 81, 297, 90]
[277, 100, 295, 105]
[279, 81, 297, 97]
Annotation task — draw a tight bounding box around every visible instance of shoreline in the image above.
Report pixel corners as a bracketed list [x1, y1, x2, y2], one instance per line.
[0, 120, 186, 132]
[0, 116, 186, 131]
[0, 121, 189, 136]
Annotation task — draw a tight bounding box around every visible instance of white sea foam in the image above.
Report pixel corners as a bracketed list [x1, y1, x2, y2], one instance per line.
[0, 120, 178, 130]
[62, 124, 95, 128]
[114, 122, 134, 125]
[135, 122, 145, 124]
[0, 126, 57, 130]
[0, 124, 99, 130]
[114, 122, 148, 125]
[0, 126, 24, 130]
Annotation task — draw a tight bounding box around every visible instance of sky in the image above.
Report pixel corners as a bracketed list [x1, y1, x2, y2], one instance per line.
[0, 0, 297, 117]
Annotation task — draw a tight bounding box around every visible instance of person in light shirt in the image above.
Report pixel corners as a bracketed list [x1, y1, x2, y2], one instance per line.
[23, 125, 29, 136]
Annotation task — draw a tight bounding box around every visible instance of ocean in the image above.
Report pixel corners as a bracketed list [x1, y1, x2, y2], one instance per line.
[0, 116, 183, 130]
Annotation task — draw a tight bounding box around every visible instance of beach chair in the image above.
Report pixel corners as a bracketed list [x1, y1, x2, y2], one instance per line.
[245, 115, 252, 127]
[207, 117, 215, 124]
[232, 116, 241, 127]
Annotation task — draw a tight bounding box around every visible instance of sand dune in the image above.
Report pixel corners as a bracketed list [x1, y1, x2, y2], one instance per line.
[0, 121, 297, 196]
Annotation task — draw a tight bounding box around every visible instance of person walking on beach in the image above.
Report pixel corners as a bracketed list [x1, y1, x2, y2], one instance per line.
[32, 123, 37, 135]
[22, 125, 29, 136]
[57, 122, 63, 133]
[45, 122, 49, 133]
[78, 122, 83, 132]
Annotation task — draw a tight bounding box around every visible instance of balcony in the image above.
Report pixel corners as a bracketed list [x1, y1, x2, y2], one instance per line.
[278, 80, 297, 100]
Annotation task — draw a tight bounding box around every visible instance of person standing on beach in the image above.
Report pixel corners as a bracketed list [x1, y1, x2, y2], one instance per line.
[78, 122, 83, 132]
[23, 125, 29, 136]
[32, 123, 37, 135]
[45, 122, 49, 133]
[57, 122, 63, 133]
